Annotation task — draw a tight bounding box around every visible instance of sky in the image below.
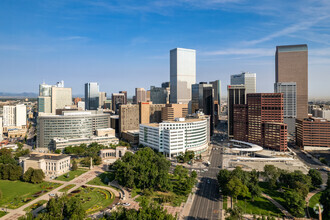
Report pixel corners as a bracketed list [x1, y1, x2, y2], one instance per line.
[0, 0, 330, 99]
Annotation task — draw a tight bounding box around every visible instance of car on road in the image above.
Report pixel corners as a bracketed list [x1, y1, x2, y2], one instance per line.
[49, 193, 55, 197]
[123, 203, 130, 206]
[207, 179, 210, 184]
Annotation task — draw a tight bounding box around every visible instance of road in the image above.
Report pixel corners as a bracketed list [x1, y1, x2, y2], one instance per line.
[187, 141, 224, 219]
[290, 145, 328, 183]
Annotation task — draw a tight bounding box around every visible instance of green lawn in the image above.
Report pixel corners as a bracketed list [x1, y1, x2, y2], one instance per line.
[259, 182, 288, 211]
[131, 188, 142, 198]
[56, 169, 87, 181]
[135, 190, 187, 207]
[236, 193, 283, 217]
[23, 200, 47, 213]
[69, 187, 115, 214]
[87, 172, 115, 187]
[59, 184, 76, 193]
[308, 191, 323, 219]
[0, 180, 61, 209]
[0, 211, 7, 217]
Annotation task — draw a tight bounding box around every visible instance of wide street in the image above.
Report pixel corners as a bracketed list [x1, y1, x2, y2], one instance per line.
[187, 122, 226, 220]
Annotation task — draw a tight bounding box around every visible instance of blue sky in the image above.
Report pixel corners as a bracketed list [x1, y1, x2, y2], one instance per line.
[1, 0, 330, 98]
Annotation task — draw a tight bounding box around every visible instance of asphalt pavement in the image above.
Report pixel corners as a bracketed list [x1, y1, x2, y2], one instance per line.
[187, 141, 224, 220]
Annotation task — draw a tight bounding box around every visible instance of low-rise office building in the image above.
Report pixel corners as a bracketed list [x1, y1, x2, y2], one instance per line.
[37, 111, 110, 150]
[296, 117, 330, 150]
[19, 153, 71, 178]
[139, 118, 208, 157]
[121, 130, 139, 146]
[53, 135, 119, 150]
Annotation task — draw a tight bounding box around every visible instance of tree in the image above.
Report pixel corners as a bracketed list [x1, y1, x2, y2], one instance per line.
[23, 168, 45, 184]
[225, 206, 243, 220]
[227, 177, 249, 204]
[263, 165, 280, 189]
[54, 149, 61, 154]
[217, 169, 231, 195]
[320, 189, 330, 219]
[72, 160, 78, 171]
[308, 169, 322, 188]
[23, 167, 34, 182]
[284, 190, 305, 217]
[30, 169, 45, 184]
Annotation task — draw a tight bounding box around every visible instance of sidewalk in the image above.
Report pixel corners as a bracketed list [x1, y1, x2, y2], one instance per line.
[261, 193, 293, 218]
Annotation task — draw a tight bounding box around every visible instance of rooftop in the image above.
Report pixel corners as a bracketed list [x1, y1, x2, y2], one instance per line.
[22, 153, 70, 161]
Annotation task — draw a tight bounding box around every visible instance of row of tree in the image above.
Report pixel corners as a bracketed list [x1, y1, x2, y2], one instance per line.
[319, 174, 330, 219]
[0, 148, 44, 183]
[102, 198, 176, 220]
[263, 165, 323, 217]
[218, 165, 323, 217]
[218, 167, 261, 204]
[112, 147, 196, 196]
[18, 195, 86, 220]
[176, 151, 195, 163]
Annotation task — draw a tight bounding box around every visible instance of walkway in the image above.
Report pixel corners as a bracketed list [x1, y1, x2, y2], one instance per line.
[305, 185, 325, 218]
[0, 166, 119, 220]
[261, 193, 293, 219]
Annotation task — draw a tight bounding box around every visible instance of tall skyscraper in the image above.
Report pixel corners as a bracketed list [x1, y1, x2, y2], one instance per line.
[0, 117, 3, 141]
[99, 92, 107, 108]
[150, 86, 168, 104]
[227, 85, 246, 138]
[119, 91, 127, 104]
[51, 87, 72, 113]
[170, 48, 196, 104]
[3, 104, 26, 127]
[39, 83, 52, 97]
[275, 44, 308, 119]
[230, 72, 256, 95]
[112, 93, 126, 114]
[275, 82, 297, 134]
[135, 88, 147, 103]
[38, 96, 51, 113]
[85, 82, 99, 110]
[233, 93, 288, 151]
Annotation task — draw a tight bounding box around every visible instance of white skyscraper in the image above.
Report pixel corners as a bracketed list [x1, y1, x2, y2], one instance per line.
[3, 104, 26, 127]
[170, 48, 196, 104]
[0, 117, 3, 141]
[230, 72, 256, 95]
[15, 104, 27, 127]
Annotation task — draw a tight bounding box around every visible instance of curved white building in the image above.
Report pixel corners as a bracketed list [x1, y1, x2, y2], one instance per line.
[139, 118, 209, 157]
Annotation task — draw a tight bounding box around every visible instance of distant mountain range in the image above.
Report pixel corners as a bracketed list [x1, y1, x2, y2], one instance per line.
[0, 92, 85, 98]
[0, 92, 38, 98]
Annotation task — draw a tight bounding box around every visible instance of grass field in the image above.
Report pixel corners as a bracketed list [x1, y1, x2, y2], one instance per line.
[87, 172, 115, 187]
[259, 182, 287, 210]
[236, 193, 283, 217]
[59, 184, 76, 193]
[0, 211, 7, 217]
[69, 187, 115, 214]
[56, 169, 87, 181]
[23, 200, 47, 213]
[308, 191, 323, 219]
[135, 190, 187, 207]
[0, 180, 61, 209]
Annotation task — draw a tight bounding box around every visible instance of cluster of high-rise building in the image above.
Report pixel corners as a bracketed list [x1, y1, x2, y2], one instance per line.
[228, 44, 330, 151]
[30, 45, 330, 155]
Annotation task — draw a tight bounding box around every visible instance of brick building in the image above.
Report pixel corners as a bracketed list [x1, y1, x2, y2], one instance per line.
[296, 117, 330, 149]
[233, 93, 288, 151]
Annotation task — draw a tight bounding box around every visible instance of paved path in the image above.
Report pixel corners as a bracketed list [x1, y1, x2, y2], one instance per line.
[261, 193, 293, 219]
[305, 185, 325, 218]
[0, 166, 119, 220]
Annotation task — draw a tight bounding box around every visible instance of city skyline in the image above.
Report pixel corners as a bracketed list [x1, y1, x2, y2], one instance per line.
[1, 0, 330, 99]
